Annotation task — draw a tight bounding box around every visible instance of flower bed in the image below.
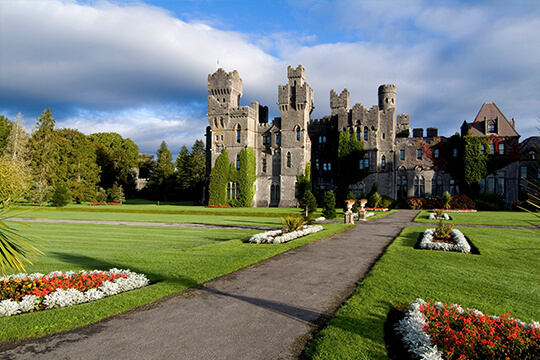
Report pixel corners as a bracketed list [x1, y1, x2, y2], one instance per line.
[420, 228, 471, 253]
[0, 269, 149, 317]
[396, 299, 540, 360]
[366, 207, 389, 212]
[207, 205, 230, 208]
[89, 202, 122, 206]
[428, 213, 451, 220]
[433, 209, 477, 213]
[249, 225, 323, 244]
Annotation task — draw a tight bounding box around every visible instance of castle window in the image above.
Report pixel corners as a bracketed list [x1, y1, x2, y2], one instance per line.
[296, 126, 301, 141]
[359, 160, 363, 170]
[262, 158, 267, 172]
[488, 123, 495, 132]
[221, 135, 223, 141]
[264, 134, 270, 145]
[364, 127, 368, 141]
[487, 177, 495, 193]
[434, 149, 439, 159]
[215, 135, 219, 141]
[417, 149, 422, 160]
[397, 176, 407, 198]
[414, 176, 425, 197]
[315, 159, 320, 170]
[480, 144, 485, 155]
[356, 132, 360, 141]
[480, 178, 486, 193]
[328, 162, 331, 171]
[499, 143, 505, 155]
[400, 150, 405, 160]
[227, 182, 238, 200]
[382, 133, 385, 140]
[497, 178, 505, 194]
[489, 143, 495, 155]
[323, 163, 327, 171]
[286, 152, 291, 168]
[381, 155, 386, 169]
[213, 118, 218, 128]
[318, 136, 322, 143]
[220, 118, 224, 128]
[432, 177, 443, 196]
[323, 136, 326, 142]
[271, 184, 280, 202]
[276, 133, 280, 145]
[236, 154, 241, 170]
[364, 156, 370, 170]
[520, 166, 527, 179]
[236, 124, 241, 143]
[453, 148, 457, 157]
[449, 179, 458, 195]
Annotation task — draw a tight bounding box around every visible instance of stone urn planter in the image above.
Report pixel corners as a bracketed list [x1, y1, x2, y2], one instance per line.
[344, 199, 355, 224]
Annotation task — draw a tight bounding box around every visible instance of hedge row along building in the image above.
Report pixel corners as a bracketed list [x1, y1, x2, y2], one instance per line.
[204, 65, 537, 208]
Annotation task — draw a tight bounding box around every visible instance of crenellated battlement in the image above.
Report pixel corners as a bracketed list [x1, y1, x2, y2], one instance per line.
[287, 64, 305, 81]
[208, 68, 242, 94]
[330, 89, 350, 110]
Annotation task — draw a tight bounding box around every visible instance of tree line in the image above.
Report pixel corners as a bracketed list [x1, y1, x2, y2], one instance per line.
[0, 109, 206, 205]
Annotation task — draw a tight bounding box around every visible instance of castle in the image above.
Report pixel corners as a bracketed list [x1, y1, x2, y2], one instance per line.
[205, 65, 533, 208]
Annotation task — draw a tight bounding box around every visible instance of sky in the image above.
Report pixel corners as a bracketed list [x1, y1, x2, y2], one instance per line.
[1, 0, 539, 156]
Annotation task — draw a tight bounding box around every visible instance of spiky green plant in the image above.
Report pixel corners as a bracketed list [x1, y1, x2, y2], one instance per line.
[0, 200, 43, 275]
[442, 191, 452, 209]
[434, 220, 455, 240]
[280, 215, 307, 233]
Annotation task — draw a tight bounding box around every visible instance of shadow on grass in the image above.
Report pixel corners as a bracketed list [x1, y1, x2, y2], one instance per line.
[384, 306, 415, 360]
[49, 252, 199, 288]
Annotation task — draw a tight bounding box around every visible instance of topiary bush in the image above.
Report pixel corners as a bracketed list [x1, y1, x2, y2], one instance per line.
[51, 182, 70, 207]
[449, 194, 476, 210]
[302, 190, 318, 223]
[322, 190, 337, 219]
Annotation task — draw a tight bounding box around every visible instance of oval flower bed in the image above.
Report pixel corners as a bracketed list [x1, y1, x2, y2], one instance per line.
[396, 299, 540, 360]
[249, 225, 323, 244]
[0, 268, 149, 317]
[420, 228, 471, 254]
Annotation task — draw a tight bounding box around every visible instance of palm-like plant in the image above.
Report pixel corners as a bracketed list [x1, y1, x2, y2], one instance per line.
[281, 215, 306, 233]
[0, 200, 43, 275]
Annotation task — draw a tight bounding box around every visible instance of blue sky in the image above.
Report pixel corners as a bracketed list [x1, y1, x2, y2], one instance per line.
[1, 0, 539, 155]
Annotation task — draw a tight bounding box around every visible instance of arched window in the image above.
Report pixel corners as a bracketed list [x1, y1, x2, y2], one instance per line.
[364, 154, 370, 170]
[296, 126, 301, 141]
[349, 128, 354, 140]
[414, 176, 425, 197]
[262, 158, 267, 172]
[364, 126, 368, 141]
[397, 176, 407, 198]
[236, 124, 241, 143]
[286, 152, 291, 168]
[276, 133, 280, 145]
[322, 136, 326, 143]
[236, 154, 240, 170]
[432, 177, 443, 196]
[381, 155, 386, 169]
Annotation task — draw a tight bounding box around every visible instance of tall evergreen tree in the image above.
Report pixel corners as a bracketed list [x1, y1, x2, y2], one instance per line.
[56, 129, 101, 203]
[0, 115, 12, 153]
[149, 140, 174, 201]
[28, 109, 60, 203]
[175, 145, 190, 193]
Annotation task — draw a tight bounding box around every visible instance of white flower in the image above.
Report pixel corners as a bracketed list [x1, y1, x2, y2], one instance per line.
[419, 229, 471, 253]
[249, 225, 323, 244]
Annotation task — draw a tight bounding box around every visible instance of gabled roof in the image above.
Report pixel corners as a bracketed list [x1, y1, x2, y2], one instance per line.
[520, 136, 540, 156]
[467, 102, 519, 137]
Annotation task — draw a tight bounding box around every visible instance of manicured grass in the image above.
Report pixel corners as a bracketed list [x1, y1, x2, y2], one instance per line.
[304, 226, 540, 359]
[0, 221, 352, 341]
[414, 210, 540, 226]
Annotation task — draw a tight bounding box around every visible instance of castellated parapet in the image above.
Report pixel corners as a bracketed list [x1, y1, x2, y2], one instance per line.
[378, 84, 396, 112]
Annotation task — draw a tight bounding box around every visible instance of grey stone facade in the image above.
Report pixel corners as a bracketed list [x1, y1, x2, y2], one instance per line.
[205, 65, 526, 208]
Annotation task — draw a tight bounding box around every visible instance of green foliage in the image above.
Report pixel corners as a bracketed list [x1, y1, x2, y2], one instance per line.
[208, 149, 230, 206]
[322, 190, 337, 219]
[96, 187, 107, 203]
[28, 109, 60, 199]
[107, 183, 125, 203]
[0, 200, 43, 275]
[0, 157, 28, 201]
[148, 141, 174, 201]
[88, 132, 139, 194]
[442, 191, 452, 209]
[434, 220, 455, 239]
[0, 115, 12, 153]
[336, 132, 366, 202]
[463, 135, 489, 195]
[296, 163, 311, 204]
[234, 147, 257, 207]
[51, 182, 70, 207]
[476, 193, 506, 211]
[380, 195, 396, 209]
[56, 129, 101, 204]
[368, 191, 382, 208]
[175, 140, 206, 203]
[281, 214, 307, 232]
[301, 190, 318, 222]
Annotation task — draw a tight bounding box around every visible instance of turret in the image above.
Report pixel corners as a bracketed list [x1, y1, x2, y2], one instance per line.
[378, 84, 396, 112]
[207, 68, 243, 110]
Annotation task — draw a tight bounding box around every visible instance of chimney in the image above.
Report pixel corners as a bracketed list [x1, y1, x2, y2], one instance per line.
[426, 127, 438, 138]
[412, 128, 424, 138]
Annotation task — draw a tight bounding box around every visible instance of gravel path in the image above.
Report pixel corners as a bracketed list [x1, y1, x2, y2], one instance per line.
[4, 210, 513, 360]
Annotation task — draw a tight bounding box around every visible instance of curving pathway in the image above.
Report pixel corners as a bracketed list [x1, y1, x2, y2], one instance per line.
[1, 211, 420, 360]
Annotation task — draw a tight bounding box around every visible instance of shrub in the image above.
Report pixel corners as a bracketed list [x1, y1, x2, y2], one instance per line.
[406, 197, 428, 209]
[50, 182, 70, 207]
[322, 190, 336, 219]
[427, 195, 444, 209]
[380, 195, 396, 209]
[476, 193, 505, 211]
[368, 191, 382, 208]
[301, 190, 318, 223]
[107, 183, 125, 204]
[434, 220, 455, 239]
[449, 194, 476, 210]
[442, 191, 452, 209]
[281, 215, 306, 232]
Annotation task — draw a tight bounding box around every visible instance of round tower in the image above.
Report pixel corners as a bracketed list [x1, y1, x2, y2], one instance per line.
[378, 84, 396, 112]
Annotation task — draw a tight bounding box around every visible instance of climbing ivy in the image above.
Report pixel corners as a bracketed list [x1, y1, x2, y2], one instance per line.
[233, 147, 257, 207]
[296, 163, 311, 206]
[208, 149, 230, 205]
[336, 131, 367, 203]
[462, 135, 489, 195]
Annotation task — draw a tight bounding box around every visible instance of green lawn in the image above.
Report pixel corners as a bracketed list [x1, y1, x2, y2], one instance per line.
[304, 226, 540, 359]
[0, 221, 352, 341]
[414, 210, 540, 226]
